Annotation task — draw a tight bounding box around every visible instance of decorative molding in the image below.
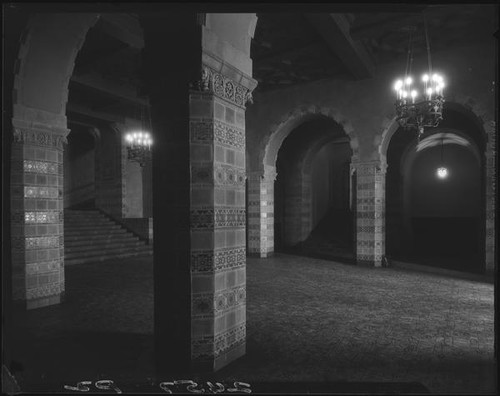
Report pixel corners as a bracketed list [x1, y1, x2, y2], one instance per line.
[190, 121, 214, 142]
[214, 120, 245, 149]
[190, 66, 255, 108]
[214, 164, 246, 187]
[13, 128, 67, 149]
[351, 160, 387, 175]
[247, 168, 277, 183]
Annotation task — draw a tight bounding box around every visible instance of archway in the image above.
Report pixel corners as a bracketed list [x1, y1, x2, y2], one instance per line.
[246, 105, 358, 258]
[273, 115, 355, 261]
[381, 103, 489, 274]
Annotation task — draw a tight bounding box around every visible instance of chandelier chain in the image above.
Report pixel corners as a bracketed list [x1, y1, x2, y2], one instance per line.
[423, 12, 433, 78]
[405, 27, 414, 80]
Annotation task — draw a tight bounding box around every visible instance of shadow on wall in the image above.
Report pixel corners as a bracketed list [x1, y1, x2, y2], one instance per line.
[64, 126, 96, 209]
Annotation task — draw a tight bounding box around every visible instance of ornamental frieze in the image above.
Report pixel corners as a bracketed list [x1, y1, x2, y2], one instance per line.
[13, 128, 67, 149]
[190, 66, 254, 108]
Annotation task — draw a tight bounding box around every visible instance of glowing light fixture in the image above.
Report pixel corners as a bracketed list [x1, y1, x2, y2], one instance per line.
[436, 167, 448, 179]
[436, 137, 448, 179]
[393, 15, 445, 141]
[125, 104, 153, 167]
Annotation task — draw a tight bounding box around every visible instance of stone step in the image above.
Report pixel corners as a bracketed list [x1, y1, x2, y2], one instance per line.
[65, 244, 152, 260]
[63, 210, 150, 265]
[65, 228, 129, 237]
[64, 234, 133, 246]
[65, 223, 123, 231]
[64, 211, 104, 217]
[65, 233, 141, 247]
[65, 250, 153, 266]
[64, 215, 108, 221]
[65, 240, 146, 253]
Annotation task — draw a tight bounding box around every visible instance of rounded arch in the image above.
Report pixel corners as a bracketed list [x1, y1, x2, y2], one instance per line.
[12, 13, 99, 127]
[378, 99, 490, 166]
[402, 128, 483, 174]
[382, 100, 493, 273]
[261, 105, 359, 175]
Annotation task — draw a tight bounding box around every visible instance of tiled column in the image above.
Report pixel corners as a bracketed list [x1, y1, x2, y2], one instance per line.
[301, 173, 313, 241]
[189, 63, 255, 371]
[247, 166, 276, 257]
[484, 121, 496, 274]
[353, 161, 386, 267]
[143, 15, 256, 374]
[10, 121, 67, 309]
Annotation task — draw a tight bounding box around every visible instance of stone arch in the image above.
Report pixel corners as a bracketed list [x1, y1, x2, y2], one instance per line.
[379, 99, 490, 166]
[379, 99, 495, 274]
[262, 105, 359, 175]
[297, 134, 353, 245]
[12, 13, 99, 128]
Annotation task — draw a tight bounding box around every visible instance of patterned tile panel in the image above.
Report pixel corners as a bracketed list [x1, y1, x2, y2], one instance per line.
[23, 160, 58, 174]
[25, 236, 60, 249]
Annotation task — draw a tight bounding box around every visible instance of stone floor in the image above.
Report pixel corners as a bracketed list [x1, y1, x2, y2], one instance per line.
[6, 254, 496, 394]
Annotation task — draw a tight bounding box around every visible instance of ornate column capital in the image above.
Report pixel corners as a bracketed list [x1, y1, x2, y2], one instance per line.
[190, 51, 258, 109]
[11, 122, 69, 149]
[247, 167, 277, 183]
[351, 160, 387, 175]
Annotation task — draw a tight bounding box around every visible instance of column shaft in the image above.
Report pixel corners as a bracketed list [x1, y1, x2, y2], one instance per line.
[485, 124, 496, 274]
[10, 121, 67, 309]
[247, 168, 275, 257]
[143, 14, 256, 374]
[354, 161, 386, 267]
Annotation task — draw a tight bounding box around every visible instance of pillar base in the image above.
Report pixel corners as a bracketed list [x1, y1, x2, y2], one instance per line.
[356, 259, 382, 268]
[248, 251, 274, 258]
[27, 292, 63, 310]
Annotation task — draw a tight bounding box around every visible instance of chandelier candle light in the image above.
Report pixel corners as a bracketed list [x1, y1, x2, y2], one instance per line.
[393, 16, 446, 140]
[125, 131, 152, 167]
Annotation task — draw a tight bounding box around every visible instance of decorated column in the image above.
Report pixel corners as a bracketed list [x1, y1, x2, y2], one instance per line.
[247, 166, 276, 257]
[10, 119, 67, 309]
[189, 60, 256, 371]
[484, 121, 496, 275]
[352, 161, 386, 267]
[142, 13, 257, 374]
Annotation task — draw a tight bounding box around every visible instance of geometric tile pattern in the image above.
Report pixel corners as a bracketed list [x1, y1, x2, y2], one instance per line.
[11, 124, 67, 309]
[484, 121, 496, 273]
[24, 186, 60, 198]
[190, 208, 246, 229]
[247, 168, 276, 257]
[23, 160, 58, 174]
[24, 211, 60, 223]
[189, 85, 248, 370]
[352, 161, 386, 267]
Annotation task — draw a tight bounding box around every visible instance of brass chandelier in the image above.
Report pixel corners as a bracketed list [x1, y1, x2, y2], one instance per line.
[393, 16, 445, 140]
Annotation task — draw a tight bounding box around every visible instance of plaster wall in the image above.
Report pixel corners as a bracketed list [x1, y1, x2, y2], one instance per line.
[64, 149, 95, 208]
[124, 160, 143, 218]
[311, 142, 351, 229]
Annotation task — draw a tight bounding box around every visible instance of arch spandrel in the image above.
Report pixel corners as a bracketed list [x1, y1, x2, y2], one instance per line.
[13, 13, 99, 125]
[258, 105, 358, 177]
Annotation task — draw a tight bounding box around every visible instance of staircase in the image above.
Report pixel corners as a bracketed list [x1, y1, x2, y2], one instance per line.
[64, 209, 152, 265]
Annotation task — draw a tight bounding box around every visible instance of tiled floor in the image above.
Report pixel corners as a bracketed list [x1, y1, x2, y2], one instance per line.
[6, 254, 496, 394]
